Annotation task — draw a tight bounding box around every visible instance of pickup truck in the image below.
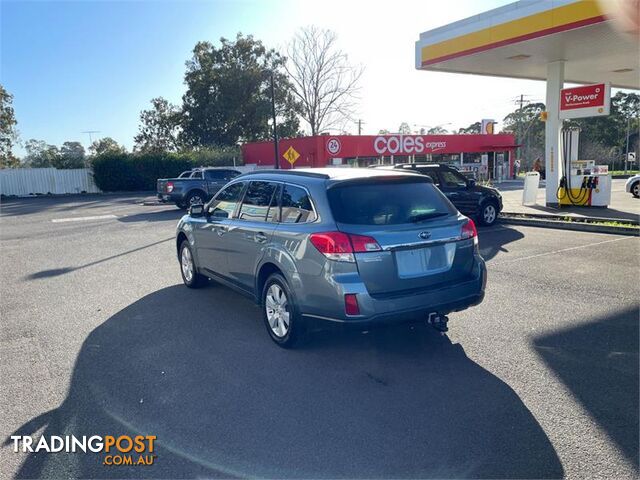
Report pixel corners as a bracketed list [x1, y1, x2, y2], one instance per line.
[157, 167, 242, 209]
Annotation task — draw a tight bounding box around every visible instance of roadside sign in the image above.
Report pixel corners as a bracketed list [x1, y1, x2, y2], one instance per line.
[628, 152, 636, 163]
[326, 137, 342, 156]
[560, 83, 610, 119]
[283, 146, 300, 165]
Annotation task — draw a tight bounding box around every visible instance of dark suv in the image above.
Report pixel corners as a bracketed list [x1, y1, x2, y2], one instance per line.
[176, 168, 486, 347]
[372, 164, 503, 226]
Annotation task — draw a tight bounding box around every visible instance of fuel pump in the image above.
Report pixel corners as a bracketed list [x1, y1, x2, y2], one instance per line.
[556, 128, 611, 207]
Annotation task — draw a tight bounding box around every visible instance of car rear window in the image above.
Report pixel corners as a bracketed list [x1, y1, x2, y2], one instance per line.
[327, 179, 456, 225]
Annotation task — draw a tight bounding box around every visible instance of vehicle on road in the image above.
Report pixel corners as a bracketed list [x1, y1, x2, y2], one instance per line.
[157, 167, 241, 209]
[176, 168, 486, 347]
[625, 174, 640, 198]
[371, 163, 503, 226]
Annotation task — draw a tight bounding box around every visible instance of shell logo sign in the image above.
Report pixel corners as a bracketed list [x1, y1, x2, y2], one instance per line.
[372, 136, 447, 155]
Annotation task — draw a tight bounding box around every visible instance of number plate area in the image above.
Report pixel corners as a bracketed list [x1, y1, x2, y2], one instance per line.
[395, 243, 456, 279]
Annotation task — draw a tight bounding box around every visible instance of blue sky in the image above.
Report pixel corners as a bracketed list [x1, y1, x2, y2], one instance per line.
[3, 0, 537, 156]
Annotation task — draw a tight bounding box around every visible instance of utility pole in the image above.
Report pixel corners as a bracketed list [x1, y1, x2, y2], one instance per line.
[270, 72, 279, 169]
[82, 130, 100, 147]
[357, 119, 364, 135]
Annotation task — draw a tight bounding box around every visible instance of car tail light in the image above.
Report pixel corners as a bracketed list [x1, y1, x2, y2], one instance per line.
[348, 234, 382, 252]
[461, 219, 478, 245]
[344, 294, 360, 316]
[309, 232, 381, 262]
[166, 181, 174, 193]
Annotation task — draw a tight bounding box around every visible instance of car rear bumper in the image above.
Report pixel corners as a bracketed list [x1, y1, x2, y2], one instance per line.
[157, 193, 181, 204]
[301, 259, 487, 328]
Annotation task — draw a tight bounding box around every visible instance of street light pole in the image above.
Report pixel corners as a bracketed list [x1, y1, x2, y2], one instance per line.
[270, 72, 279, 169]
[624, 115, 630, 174]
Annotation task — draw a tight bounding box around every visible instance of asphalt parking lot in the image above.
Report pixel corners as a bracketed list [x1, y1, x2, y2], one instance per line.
[1, 194, 638, 479]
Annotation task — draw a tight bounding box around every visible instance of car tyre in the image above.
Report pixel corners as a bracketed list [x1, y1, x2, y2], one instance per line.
[478, 200, 499, 226]
[632, 182, 639, 198]
[179, 240, 208, 288]
[262, 273, 305, 348]
[186, 190, 206, 207]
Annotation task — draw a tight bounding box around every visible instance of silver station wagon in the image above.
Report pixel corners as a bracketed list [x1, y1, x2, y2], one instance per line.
[176, 168, 486, 347]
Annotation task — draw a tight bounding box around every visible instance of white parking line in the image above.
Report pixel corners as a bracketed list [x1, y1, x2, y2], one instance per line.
[493, 235, 634, 264]
[51, 214, 117, 223]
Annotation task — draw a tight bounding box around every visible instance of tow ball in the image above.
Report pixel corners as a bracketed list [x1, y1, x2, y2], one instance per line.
[427, 313, 449, 334]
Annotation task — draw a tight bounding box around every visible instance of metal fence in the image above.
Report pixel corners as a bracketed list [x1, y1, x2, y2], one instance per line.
[0, 168, 101, 196]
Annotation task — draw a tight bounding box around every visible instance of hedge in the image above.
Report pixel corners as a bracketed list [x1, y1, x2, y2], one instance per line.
[91, 148, 241, 191]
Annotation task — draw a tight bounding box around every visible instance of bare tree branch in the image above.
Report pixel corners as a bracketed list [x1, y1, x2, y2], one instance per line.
[284, 26, 363, 136]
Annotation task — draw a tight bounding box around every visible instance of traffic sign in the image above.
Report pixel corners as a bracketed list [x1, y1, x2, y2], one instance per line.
[326, 137, 342, 156]
[283, 146, 300, 165]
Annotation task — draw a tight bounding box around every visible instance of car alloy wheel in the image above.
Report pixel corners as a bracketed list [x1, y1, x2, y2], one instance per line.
[181, 246, 194, 283]
[483, 204, 497, 225]
[265, 283, 290, 338]
[633, 182, 639, 198]
[189, 194, 203, 205]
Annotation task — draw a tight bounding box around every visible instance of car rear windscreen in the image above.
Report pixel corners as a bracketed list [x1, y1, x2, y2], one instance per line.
[328, 179, 456, 225]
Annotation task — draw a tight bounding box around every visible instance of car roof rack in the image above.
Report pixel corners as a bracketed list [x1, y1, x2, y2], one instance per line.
[239, 169, 331, 179]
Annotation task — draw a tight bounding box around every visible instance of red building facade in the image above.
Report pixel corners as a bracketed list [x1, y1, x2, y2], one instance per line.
[242, 134, 518, 179]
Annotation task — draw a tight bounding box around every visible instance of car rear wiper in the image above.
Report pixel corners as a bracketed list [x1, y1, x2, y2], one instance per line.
[408, 212, 448, 223]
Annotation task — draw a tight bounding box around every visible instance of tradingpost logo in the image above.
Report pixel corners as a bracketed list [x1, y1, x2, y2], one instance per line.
[10, 434, 157, 467]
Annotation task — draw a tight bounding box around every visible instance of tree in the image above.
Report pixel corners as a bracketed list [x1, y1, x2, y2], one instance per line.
[59, 141, 86, 168]
[503, 102, 545, 167]
[89, 137, 126, 156]
[23, 139, 60, 168]
[284, 26, 363, 136]
[427, 126, 449, 134]
[398, 122, 411, 135]
[0, 84, 20, 168]
[134, 97, 181, 153]
[458, 122, 481, 134]
[181, 34, 300, 147]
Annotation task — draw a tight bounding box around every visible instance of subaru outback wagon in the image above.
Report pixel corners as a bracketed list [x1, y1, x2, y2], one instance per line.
[176, 168, 486, 347]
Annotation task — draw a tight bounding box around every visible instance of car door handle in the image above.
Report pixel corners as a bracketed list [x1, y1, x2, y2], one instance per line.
[216, 226, 228, 236]
[254, 232, 267, 243]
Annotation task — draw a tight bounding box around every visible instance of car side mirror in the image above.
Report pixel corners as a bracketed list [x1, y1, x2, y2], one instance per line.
[211, 208, 229, 219]
[189, 204, 205, 217]
[467, 179, 476, 188]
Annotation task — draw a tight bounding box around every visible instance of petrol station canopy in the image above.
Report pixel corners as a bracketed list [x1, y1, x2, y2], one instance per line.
[415, 0, 639, 89]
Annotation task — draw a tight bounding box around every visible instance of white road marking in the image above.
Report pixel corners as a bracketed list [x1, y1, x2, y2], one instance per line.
[51, 214, 117, 223]
[493, 235, 635, 264]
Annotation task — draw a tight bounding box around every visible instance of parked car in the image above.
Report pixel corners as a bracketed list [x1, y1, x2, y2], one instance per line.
[625, 174, 640, 198]
[371, 163, 503, 226]
[176, 168, 486, 347]
[157, 168, 241, 209]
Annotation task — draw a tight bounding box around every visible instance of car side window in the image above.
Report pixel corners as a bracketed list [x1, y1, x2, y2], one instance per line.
[422, 170, 441, 187]
[440, 170, 467, 188]
[281, 185, 316, 223]
[208, 182, 245, 218]
[238, 181, 277, 222]
[191, 170, 203, 179]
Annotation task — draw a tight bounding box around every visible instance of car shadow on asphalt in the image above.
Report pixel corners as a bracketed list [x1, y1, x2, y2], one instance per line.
[117, 209, 184, 223]
[532, 306, 639, 470]
[477, 225, 525, 263]
[5, 284, 563, 479]
[24, 238, 175, 280]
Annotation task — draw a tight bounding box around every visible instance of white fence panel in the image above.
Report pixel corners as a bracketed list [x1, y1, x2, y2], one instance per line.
[0, 168, 101, 196]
